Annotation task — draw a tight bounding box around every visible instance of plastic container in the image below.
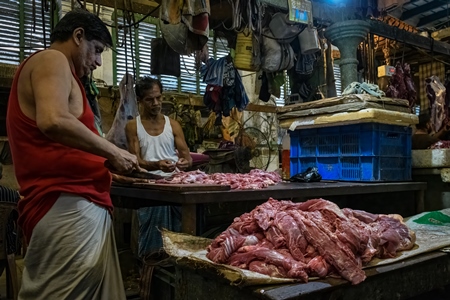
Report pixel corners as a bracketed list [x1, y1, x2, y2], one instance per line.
[234, 32, 257, 71]
[282, 133, 291, 180]
[290, 123, 412, 181]
[299, 26, 321, 54]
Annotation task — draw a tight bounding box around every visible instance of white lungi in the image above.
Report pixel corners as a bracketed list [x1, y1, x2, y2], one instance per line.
[19, 193, 126, 300]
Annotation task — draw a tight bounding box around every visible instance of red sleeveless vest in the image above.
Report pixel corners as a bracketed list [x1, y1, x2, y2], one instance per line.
[6, 51, 113, 242]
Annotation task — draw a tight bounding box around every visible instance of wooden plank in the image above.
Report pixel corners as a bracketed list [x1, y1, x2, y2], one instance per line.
[132, 182, 231, 191]
[279, 108, 418, 130]
[98, 87, 277, 113]
[278, 102, 410, 120]
[85, 0, 159, 15]
[277, 95, 408, 114]
[369, 19, 450, 56]
[246, 103, 277, 113]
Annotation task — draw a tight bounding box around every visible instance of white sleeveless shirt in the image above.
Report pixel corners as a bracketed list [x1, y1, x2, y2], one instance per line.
[137, 115, 178, 177]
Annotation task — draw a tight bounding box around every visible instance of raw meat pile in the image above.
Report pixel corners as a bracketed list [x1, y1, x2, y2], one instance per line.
[429, 140, 450, 149]
[206, 198, 416, 285]
[385, 61, 416, 111]
[156, 169, 282, 190]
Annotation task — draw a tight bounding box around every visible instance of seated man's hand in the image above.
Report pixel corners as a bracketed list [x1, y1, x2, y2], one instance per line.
[176, 158, 190, 170]
[158, 160, 176, 173]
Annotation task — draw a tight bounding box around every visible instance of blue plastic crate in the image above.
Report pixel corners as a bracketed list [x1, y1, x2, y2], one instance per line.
[289, 123, 412, 181]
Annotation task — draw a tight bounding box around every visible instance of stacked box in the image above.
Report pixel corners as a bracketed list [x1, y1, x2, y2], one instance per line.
[290, 123, 412, 181]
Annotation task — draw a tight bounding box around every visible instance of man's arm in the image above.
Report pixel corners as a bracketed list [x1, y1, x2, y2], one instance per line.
[31, 50, 138, 173]
[170, 119, 192, 170]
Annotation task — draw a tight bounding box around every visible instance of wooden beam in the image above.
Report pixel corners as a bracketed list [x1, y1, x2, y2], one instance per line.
[400, 1, 443, 21]
[98, 87, 277, 113]
[368, 19, 450, 56]
[246, 103, 277, 113]
[417, 9, 450, 28]
[85, 0, 159, 15]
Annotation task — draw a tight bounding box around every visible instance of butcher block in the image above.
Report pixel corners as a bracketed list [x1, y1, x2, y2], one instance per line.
[132, 182, 231, 192]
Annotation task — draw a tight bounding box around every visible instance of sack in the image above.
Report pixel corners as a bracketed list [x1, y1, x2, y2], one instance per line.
[261, 28, 294, 72]
[151, 37, 181, 77]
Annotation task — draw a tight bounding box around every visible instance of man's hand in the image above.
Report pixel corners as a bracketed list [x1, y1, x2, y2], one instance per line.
[105, 148, 140, 174]
[176, 158, 190, 170]
[158, 160, 176, 173]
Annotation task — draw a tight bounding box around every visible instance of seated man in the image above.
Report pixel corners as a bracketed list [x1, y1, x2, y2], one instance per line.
[125, 76, 192, 299]
[125, 76, 192, 256]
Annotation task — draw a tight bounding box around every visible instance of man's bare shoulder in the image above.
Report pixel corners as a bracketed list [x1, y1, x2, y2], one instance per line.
[168, 117, 182, 128]
[24, 50, 69, 70]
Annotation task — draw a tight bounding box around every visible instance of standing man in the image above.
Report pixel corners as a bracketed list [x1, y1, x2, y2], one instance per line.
[7, 9, 139, 299]
[125, 76, 192, 299]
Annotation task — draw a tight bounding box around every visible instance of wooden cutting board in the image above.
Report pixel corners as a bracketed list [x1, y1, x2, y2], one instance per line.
[132, 182, 231, 192]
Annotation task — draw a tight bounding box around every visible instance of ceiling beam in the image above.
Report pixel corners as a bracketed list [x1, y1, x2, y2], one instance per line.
[368, 19, 450, 56]
[85, 0, 160, 16]
[400, 1, 444, 21]
[417, 9, 450, 28]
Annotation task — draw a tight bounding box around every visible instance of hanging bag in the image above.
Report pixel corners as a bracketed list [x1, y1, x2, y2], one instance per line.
[261, 28, 294, 72]
[151, 37, 181, 77]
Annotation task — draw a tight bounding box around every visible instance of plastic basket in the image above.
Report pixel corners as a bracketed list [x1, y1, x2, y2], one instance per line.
[290, 123, 412, 181]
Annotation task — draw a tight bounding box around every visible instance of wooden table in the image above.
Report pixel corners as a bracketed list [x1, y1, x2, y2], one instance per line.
[110, 181, 427, 236]
[173, 251, 450, 300]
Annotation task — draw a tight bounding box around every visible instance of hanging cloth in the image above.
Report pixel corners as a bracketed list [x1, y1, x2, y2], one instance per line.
[151, 37, 181, 77]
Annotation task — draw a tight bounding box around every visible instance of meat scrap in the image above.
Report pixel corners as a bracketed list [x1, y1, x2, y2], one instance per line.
[156, 169, 282, 190]
[206, 198, 416, 285]
[429, 140, 450, 149]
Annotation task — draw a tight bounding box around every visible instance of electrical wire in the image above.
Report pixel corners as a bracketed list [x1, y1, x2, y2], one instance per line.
[104, 4, 160, 29]
[414, 47, 450, 66]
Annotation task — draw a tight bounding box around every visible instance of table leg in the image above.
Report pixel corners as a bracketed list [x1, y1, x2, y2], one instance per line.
[415, 189, 425, 214]
[181, 204, 197, 236]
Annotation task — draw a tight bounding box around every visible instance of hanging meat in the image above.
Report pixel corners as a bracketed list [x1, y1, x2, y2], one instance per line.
[105, 73, 138, 150]
[206, 198, 415, 285]
[426, 75, 447, 133]
[385, 61, 416, 112]
[403, 63, 416, 110]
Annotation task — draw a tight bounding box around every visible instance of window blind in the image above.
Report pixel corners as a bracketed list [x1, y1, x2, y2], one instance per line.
[0, 0, 52, 64]
[114, 21, 231, 95]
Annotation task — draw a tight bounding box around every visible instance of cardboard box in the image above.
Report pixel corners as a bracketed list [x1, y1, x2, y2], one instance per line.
[378, 65, 395, 77]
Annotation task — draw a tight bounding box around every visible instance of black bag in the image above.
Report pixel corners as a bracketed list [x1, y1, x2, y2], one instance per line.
[290, 167, 322, 183]
[151, 38, 181, 77]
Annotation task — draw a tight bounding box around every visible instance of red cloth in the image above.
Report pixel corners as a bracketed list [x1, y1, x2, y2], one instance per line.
[6, 52, 112, 242]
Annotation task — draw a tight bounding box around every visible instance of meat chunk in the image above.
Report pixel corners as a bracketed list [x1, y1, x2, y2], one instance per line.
[206, 198, 416, 285]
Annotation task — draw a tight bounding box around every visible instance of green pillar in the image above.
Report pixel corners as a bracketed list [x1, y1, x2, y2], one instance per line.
[324, 20, 370, 92]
